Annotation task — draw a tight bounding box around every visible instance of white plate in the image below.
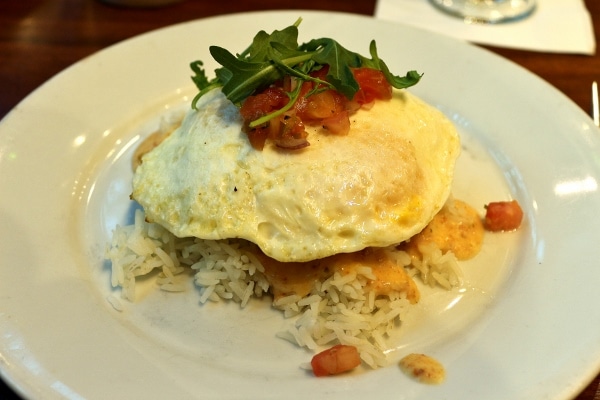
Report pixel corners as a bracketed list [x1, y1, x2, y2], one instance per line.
[1, 10, 599, 400]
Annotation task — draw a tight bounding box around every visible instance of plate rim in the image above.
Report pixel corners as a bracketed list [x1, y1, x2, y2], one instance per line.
[1, 9, 600, 400]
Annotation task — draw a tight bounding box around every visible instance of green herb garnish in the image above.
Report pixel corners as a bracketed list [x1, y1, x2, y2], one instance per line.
[190, 18, 422, 125]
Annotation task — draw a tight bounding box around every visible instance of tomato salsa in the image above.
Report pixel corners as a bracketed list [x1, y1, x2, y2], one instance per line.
[239, 67, 392, 150]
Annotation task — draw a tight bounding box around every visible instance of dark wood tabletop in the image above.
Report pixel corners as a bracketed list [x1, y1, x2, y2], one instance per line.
[0, 0, 599, 399]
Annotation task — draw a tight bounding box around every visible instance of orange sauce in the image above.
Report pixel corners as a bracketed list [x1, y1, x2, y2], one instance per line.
[256, 248, 419, 303]
[402, 199, 484, 261]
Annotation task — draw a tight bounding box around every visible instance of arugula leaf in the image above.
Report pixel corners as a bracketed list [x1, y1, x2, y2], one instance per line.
[239, 22, 301, 62]
[366, 40, 422, 89]
[209, 46, 283, 105]
[299, 38, 362, 99]
[190, 60, 221, 109]
[190, 18, 422, 114]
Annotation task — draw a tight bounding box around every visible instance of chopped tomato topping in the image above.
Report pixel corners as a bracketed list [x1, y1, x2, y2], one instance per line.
[240, 88, 309, 150]
[352, 68, 392, 104]
[321, 110, 351, 135]
[311, 345, 361, 377]
[239, 67, 392, 150]
[239, 87, 288, 123]
[484, 200, 524, 232]
[298, 89, 345, 120]
[240, 88, 289, 150]
[246, 128, 269, 150]
[269, 112, 309, 150]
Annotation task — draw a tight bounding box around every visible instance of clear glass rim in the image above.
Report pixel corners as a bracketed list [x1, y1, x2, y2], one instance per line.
[428, 0, 537, 24]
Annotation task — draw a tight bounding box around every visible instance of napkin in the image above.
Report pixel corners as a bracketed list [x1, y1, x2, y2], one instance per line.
[374, 0, 596, 55]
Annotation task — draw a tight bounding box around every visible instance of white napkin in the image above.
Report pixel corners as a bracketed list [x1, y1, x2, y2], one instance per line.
[374, 0, 596, 55]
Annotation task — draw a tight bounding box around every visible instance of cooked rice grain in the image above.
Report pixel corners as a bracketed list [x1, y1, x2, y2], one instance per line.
[106, 209, 462, 369]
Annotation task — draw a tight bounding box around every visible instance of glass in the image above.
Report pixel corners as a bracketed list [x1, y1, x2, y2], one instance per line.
[428, 0, 536, 23]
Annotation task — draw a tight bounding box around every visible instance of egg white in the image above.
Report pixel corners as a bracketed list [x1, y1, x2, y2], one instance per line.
[132, 88, 460, 262]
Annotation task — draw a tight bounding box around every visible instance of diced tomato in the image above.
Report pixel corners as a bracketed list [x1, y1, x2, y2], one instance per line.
[240, 87, 290, 150]
[299, 90, 346, 121]
[321, 110, 350, 135]
[239, 87, 288, 123]
[291, 82, 311, 117]
[310, 345, 361, 377]
[270, 113, 309, 150]
[484, 200, 524, 232]
[352, 68, 392, 104]
[246, 128, 269, 150]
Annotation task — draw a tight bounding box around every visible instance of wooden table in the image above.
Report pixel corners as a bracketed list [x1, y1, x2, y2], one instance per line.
[0, 1, 599, 399]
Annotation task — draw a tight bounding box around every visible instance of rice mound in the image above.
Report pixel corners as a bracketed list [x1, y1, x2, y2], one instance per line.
[106, 208, 462, 369]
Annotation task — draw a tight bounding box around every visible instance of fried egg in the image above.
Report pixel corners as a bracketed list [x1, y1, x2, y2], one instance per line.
[132, 88, 460, 262]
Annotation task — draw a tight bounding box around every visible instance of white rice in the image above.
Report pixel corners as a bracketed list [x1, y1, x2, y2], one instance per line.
[106, 208, 462, 368]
